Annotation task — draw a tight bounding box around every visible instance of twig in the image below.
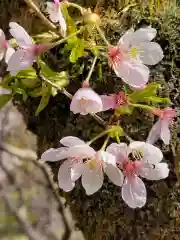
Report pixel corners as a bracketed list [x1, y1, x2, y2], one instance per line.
[35, 68, 106, 127]
[24, 0, 56, 30]
[96, 25, 110, 46]
[85, 56, 98, 84]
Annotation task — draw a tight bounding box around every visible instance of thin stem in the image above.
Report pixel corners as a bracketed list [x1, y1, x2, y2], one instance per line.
[24, 0, 56, 30]
[84, 56, 98, 84]
[51, 28, 84, 48]
[96, 25, 110, 46]
[87, 130, 108, 145]
[66, 2, 85, 14]
[101, 135, 110, 150]
[36, 69, 106, 126]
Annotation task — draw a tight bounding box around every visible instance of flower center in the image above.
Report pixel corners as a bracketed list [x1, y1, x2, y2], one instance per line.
[108, 46, 124, 63]
[122, 160, 139, 178]
[115, 91, 127, 107]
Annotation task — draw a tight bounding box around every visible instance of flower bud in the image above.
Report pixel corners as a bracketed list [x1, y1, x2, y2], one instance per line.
[84, 13, 100, 25]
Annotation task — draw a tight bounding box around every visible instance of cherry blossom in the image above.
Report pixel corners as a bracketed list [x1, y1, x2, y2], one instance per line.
[70, 88, 103, 115]
[100, 91, 128, 111]
[106, 141, 169, 208]
[147, 107, 176, 145]
[46, 0, 67, 37]
[108, 27, 164, 88]
[41, 136, 123, 194]
[0, 29, 15, 64]
[7, 22, 49, 76]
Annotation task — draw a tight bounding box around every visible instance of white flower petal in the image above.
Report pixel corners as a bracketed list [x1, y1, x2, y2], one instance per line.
[122, 176, 146, 208]
[138, 42, 164, 65]
[118, 29, 134, 49]
[141, 163, 169, 180]
[131, 27, 157, 46]
[70, 88, 103, 115]
[160, 120, 171, 145]
[57, 7, 67, 37]
[60, 136, 85, 147]
[7, 49, 35, 76]
[129, 141, 163, 165]
[58, 161, 75, 192]
[71, 163, 83, 181]
[0, 49, 5, 61]
[100, 95, 116, 111]
[103, 151, 124, 186]
[106, 143, 129, 163]
[146, 119, 161, 144]
[113, 60, 149, 88]
[81, 163, 104, 195]
[5, 45, 15, 63]
[9, 22, 33, 47]
[68, 145, 96, 159]
[41, 147, 68, 161]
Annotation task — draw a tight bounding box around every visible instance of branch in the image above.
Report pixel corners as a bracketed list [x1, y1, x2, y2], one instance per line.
[24, 0, 56, 30]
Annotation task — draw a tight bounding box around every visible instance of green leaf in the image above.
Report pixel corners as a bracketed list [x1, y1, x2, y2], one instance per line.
[15, 88, 28, 101]
[0, 94, 12, 109]
[16, 67, 37, 79]
[115, 106, 134, 115]
[69, 39, 85, 63]
[1, 75, 14, 88]
[39, 60, 69, 87]
[146, 96, 171, 104]
[129, 83, 160, 103]
[35, 82, 52, 115]
[17, 67, 39, 89]
[61, 5, 77, 34]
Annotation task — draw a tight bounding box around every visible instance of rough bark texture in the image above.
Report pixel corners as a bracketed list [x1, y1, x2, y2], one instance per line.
[0, 0, 180, 239]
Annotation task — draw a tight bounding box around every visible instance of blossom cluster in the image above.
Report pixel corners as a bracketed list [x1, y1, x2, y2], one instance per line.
[0, 0, 176, 208]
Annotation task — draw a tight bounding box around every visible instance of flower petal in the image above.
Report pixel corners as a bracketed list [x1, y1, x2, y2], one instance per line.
[68, 145, 96, 159]
[41, 147, 68, 161]
[102, 151, 124, 186]
[131, 27, 157, 45]
[146, 119, 161, 144]
[7, 49, 35, 76]
[81, 163, 104, 195]
[71, 163, 83, 181]
[118, 29, 134, 49]
[113, 60, 149, 88]
[58, 161, 75, 192]
[60, 136, 85, 147]
[138, 42, 164, 65]
[129, 141, 163, 164]
[106, 143, 129, 163]
[9, 22, 33, 47]
[100, 95, 116, 111]
[5, 44, 15, 63]
[122, 176, 146, 208]
[160, 120, 171, 145]
[140, 163, 169, 180]
[70, 88, 103, 115]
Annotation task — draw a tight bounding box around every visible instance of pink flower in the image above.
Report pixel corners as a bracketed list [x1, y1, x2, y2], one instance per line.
[108, 27, 164, 88]
[100, 91, 128, 111]
[70, 88, 103, 115]
[147, 107, 176, 145]
[0, 29, 15, 63]
[7, 22, 49, 76]
[107, 141, 169, 208]
[46, 0, 67, 37]
[41, 136, 123, 194]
